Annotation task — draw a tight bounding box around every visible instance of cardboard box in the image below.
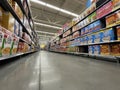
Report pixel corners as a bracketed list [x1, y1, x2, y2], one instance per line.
[94, 45, 100, 55]
[115, 10, 120, 24]
[116, 26, 120, 40]
[0, 27, 4, 57]
[2, 11, 15, 32]
[88, 34, 95, 44]
[106, 13, 116, 27]
[102, 28, 115, 42]
[110, 44, 120, 56]
[97, 1, 113, 19]
[112, 0, 120, 10]
[100, 44, 110, 55]
[93, 20, 102, 32]
[88, 46, 94, 55]
[0, 7, 2, 26]
[11, 35, 19, 55]
[2, 28, 12, 56]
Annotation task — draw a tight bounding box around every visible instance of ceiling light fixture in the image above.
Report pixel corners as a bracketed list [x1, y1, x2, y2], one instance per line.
[35, 22, 62, 29]
[36, 30, 56, 35]
[30, 0, 79, 17]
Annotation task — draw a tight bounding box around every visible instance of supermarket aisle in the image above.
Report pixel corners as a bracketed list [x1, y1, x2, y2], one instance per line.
[0, 52, 40, 90]
[41, 51, 120, 90]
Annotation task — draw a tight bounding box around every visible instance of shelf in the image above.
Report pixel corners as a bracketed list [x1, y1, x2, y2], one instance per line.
[0, 51, 35, 61]
[60, 0, 110, 35]
[72, 6, 120, 35]
[0, 0, 34, 42]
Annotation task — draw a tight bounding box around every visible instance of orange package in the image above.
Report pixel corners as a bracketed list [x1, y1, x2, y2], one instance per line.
[112, 0, 120, 10]
[100, 44, 110, 55]
[116, 26, 120, 40]
[110, 44, 120, 56]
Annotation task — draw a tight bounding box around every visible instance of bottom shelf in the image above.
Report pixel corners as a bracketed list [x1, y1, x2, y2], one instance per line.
[0, 51, 37, 61]
[50, 50, 120, 63]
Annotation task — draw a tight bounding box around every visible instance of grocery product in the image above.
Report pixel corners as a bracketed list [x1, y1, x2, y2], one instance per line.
[94, 32, 103, 43]
[84, 26, 89, 34]
[94, 45, 100, 55]
[0, 27, 4, 56]
[2, 11, 15, 32]
[88, 34, 95, 44]
[115, 10, 120, 24]
[100, 44, 110, 55]
[106, 13, 116, 27]
[73, 31, 80, 39]
[102, 28, 115, 42]
[2, 28, 12, 56]
[90, 12, 97, 22]
[12, 35, 19, 55]
[112, 0, 120, 10]
[0, 7, 2, 26]
[93, 20, 102, 32]
[116, 26, 120, 40]
[110, 44, 120, 56]
[89, 23, 94, 33]
[97, 1, 113, 19]
[81, 28, 85, 35]
[88, 46, 94, 54]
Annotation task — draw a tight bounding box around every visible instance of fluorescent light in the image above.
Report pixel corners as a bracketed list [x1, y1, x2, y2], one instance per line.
[35, 22, 62, 29]
[36, 30, 56, 35]
[30, 0, 79, 17]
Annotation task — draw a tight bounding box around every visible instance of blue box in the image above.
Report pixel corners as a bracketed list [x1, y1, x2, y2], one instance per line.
[88, 34, 95, 44]
[93, 20, 102, 32]
[93, 45, 101, 55]
[89, 46, 94, 54]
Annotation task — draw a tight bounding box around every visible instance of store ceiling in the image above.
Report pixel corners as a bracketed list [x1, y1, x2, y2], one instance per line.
[30, 0, 87, 42]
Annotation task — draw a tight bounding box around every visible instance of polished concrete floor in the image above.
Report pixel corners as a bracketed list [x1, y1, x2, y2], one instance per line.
[0, 51, 120, 90]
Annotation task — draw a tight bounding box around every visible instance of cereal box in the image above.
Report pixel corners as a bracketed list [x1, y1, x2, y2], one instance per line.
[100, 44, 110, 55]
[88, 46, 94, 55]
[88, 34, 95, 44]
[112, 0, 120, 10]
[106, 13, 116, 27]
[110, 44, 120, 56]
[93, 20, 102, 32]
[102, 28, 115, 42]
[116, 26, 120, 40]
[115, 10, 120, 24]
[94, 45, 101, 55]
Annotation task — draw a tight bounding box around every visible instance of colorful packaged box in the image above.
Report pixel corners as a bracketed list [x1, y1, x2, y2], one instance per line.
[84, 36, 88, 45]
[0, 28, 4, 56]
[88, 46, 94, 55]
[115, 10, 120, 24]
[112, 0, 120, 10]
[116, 26, 120, 40]
[110, 44, 120, 56]
[90, 12, 97, 22]
[2, 11, 15, 32]
[89, 23, 94, 33]
[94, 45, 101, 55]
[0, 7, 2, 26]
[100, 44, 110, 55]
[94, 32, 103, 43]
[11, 35, 19, 55]
[102, 28, 115, 42]
[2, 28, 12, 56]
[97, 1, 113, 19]
[84, 26, 89, 34]
[93, 20, 102, 32]
[81, 28, 85, 35]
[106, 13, 116, 27]
[88, 34, 95, 44]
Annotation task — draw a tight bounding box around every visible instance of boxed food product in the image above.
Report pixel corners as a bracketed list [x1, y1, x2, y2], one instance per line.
[106, 13, 116, 27]
[88, 34, 95, 44]
[116, 26, 120, 40]
[110, 44, 120, 56]
[11, 35, 19, 55]
[81, 28, 85, 35]
[112, 0, 120, 10]
[88, 46, 94, 54]
[2, 11, 15, 32]
[94, 45, 100, 55]
[0, 7, 2, 26]
[84, 26, 89, 34]
[93, 20, 102, 32]
[14, 20, 19, 36]
[90, 12, 97, 22]
[94, 32, 103, 43]
[97, 1, 113, 19]
[102, 28, 115, 42]
[73, 31, 80, 38]
[100, 44, 110, 55]
[2, 28, 12, 56]
[115, 10, 120, 24]
[84, 36, 88, 45]
[0, 27, 4, 57]
[89, 23, 94, 33]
